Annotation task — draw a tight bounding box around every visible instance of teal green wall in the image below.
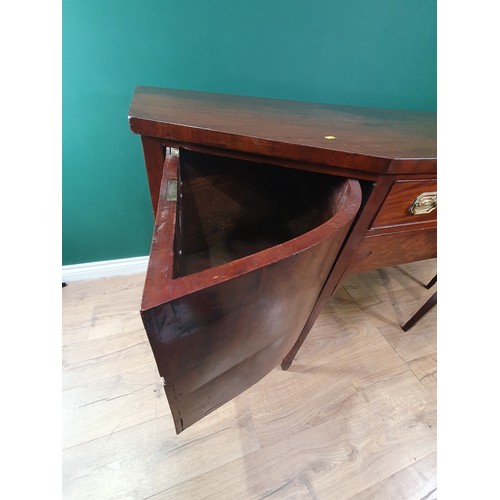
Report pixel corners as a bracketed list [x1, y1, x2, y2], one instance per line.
[63, 0, 436, 265]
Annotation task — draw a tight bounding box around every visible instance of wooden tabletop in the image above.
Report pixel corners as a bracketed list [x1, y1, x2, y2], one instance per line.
[129, 86, 436, 175]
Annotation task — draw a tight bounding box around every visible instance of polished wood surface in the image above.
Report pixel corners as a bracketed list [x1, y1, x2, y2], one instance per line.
[62, 259, 437, 499]
[282, 172, 437, 366]
[175, 149, 347, 276]
[348, 228, 437, 275]
[140, 135, 168, 213]
[370, 179, 437, 229]
[129, 86, 437, 175]
[281, 175, 395, 369]
[142, 149, 361, 432]
[128, 87, 437, 425]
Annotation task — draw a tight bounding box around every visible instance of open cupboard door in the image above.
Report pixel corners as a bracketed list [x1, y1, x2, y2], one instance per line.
[141, 148, 361, 433]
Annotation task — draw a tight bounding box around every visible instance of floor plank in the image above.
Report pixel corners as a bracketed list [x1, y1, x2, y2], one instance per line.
[63, 409, 260, 500]
[158, 373, 435, 499]
[351, 452, 437, 500]
[62, 260, 437, 499]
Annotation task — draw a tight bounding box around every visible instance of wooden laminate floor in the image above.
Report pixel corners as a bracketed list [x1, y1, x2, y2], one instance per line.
[62, 259, 437, 500]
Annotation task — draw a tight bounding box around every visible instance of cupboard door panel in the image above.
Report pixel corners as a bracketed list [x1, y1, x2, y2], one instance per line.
[141, 148, 361, 433]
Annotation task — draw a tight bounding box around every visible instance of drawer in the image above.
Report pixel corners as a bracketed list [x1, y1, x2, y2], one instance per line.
[347, 227, 437, 275]
[371, 179, 437, 229]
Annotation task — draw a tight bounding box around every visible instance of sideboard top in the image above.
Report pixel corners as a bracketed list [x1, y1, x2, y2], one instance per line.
[129, 86, 436, 175]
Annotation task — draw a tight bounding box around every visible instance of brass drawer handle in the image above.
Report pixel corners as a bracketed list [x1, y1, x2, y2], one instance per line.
[409, 191, 437, 215]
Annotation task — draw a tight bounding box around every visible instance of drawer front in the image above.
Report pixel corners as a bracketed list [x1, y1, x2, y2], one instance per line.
[371, 179, 437, 229]
[347, 228, 437, 275]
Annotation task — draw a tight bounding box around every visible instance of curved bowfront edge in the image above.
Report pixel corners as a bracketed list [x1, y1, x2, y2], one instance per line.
[129, 86, 437, 177]
[129, 86, 436, 434]
[141, 152, 362, 311]
[140, 149, 362, 433]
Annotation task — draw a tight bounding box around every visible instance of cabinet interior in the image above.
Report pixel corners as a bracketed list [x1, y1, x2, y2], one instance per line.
[173, 148, 349, 277]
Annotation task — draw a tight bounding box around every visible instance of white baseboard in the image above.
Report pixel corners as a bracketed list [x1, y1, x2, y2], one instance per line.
[62, 256, 149, 283]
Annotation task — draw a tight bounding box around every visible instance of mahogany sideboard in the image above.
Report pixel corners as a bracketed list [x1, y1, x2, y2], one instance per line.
[128, 86, 437, 433]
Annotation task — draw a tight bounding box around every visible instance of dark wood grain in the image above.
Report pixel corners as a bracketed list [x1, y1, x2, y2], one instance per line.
[175, 149, 343, 277]
[370, 179, 437, 229]
[140, 136, 166, 216]
[141, 149, 361, 432]
[281, 175, 396, 369]
[129, 86, 436, 395]
[129, 86, 436, 175]
[347, 228, 437, 275]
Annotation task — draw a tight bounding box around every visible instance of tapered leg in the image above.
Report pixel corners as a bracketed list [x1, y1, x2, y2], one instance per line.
[425, 274, 437, 289]
[281, 177, 396, 370]
[401, 291, 437, 332]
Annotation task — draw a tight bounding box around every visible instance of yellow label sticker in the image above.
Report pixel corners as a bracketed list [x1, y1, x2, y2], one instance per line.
[324, 135, 336, 140]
